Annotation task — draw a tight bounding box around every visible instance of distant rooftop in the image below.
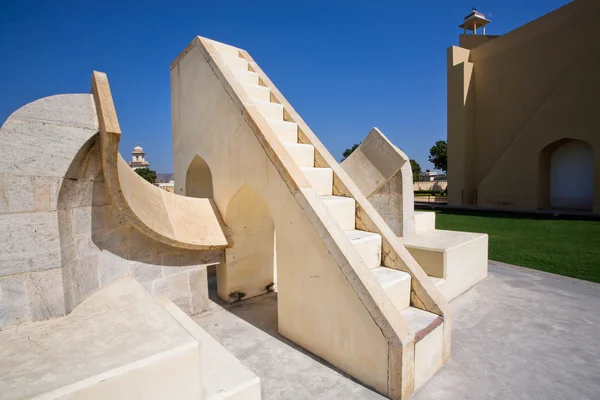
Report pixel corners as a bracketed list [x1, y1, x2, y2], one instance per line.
[156, 173, 174, 183]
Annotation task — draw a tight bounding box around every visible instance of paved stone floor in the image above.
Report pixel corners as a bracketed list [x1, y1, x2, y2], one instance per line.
[193, 262, 600, 399]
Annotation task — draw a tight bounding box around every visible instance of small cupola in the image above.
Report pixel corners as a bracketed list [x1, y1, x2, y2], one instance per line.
[459, 7, 491, 35]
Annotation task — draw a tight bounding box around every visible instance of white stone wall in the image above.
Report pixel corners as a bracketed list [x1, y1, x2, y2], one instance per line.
[0, 94, 221, 329]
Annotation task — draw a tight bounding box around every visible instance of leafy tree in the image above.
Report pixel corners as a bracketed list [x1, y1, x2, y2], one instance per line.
[341, 143, 360, 161]
[428, 140, 447, 172]
[135, 168, 157, 184]
[409, 159, 421, 182]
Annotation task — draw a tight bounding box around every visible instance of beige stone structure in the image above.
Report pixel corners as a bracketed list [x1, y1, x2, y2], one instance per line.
[342, 128, 488, 302]
[0, 32, 497, 399]
[0, 77, 259, 398]
[171, 37, 453, 398]
[92, 71, 231, 251]
[448, 0, 600, 212]
[0, 277, 260, 399]
[0, 92, 225, 326]
[0, 41, 455, 398]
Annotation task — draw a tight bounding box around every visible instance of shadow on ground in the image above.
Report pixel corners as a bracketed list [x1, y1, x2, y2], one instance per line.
[195, 263, 600, 399]
[195, 275, 385, 399]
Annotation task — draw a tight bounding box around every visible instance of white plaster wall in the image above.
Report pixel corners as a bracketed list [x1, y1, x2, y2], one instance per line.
[550, 140, 594, 210]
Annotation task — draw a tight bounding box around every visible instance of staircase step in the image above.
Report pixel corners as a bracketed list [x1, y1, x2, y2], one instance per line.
[266, 119, 297, 143]
[372, 267, 411, 311]
[213, 42, 240, 58]
[160, 299, 262, 399]
[256, 101, 283, 120]
[400, 307, 440, 340]
[400, 306, 444, 390]
[401, 229, 488, 301]
[301, 167, 333, 196]
[222, 55, 249, 72]
[284, 143, 314, 167]
[346, 230, 381, 269]
[0, 278, 205, 399]
[320, 195, 356, 231]
[234, 70, 260, 85]
[429, 276, 445, 287]
[242, 83, 271, 102]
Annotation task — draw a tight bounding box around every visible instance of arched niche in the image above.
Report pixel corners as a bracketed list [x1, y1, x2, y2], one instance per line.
[218, 185, 276, 303]
[186, 155, 214, 198]
[539, 139, 594, 211]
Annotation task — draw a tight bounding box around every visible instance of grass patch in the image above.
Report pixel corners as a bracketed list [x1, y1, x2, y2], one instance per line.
[435, 211, 600, 283]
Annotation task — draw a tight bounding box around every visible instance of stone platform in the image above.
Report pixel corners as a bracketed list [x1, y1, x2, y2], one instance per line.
[0, 277, 260, 400]
[195, 262, 600, 399]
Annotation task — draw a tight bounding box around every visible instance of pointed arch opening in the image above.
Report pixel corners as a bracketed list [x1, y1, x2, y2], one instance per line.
[218, 185, 276, 303]
[186, 155, 214, 198]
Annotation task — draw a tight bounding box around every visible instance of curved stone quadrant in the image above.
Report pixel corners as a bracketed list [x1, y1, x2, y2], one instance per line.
[92, 71, 231, 251]
[0, 92, 225, 328]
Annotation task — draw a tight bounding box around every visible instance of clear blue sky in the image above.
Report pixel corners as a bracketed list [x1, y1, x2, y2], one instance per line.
[0, 0, 568, 173]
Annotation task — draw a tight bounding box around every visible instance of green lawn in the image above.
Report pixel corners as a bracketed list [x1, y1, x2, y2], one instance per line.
[434, 211, 600, 283]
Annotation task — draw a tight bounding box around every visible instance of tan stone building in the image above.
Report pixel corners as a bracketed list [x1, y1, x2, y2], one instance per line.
[447, 1, 600, 212]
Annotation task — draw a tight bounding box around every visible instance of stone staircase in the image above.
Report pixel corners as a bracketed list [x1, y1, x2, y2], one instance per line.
[211, 41, 446, 392]
[340, 127, 489, 303]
